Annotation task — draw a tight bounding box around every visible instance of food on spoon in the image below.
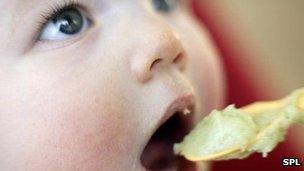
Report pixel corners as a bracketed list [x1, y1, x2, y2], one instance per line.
[174, 88, 304, 161]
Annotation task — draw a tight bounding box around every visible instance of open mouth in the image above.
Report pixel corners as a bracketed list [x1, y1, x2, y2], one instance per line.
[140, 106, 197, 171]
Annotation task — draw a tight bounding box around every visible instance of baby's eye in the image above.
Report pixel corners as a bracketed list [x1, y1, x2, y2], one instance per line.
[39, 7, 91, 41]
[152, 0, 179, 13]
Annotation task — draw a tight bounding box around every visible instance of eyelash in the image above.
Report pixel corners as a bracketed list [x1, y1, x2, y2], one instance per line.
[35, 0, 86, 40]
[34, 0, 181, 41]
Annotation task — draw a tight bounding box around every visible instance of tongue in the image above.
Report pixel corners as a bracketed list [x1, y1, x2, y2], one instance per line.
[141, 140, 176, 170]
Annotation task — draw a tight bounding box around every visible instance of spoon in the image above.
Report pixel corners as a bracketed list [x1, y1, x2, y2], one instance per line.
[174, 88, 304, 161]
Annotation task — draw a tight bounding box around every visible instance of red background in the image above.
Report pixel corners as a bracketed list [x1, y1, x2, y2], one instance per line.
[192, 1, 303, 171]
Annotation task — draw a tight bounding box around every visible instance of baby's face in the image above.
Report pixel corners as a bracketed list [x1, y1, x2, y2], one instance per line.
[0, 0, 225, 170]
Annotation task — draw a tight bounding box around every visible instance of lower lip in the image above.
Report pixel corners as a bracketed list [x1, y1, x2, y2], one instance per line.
[139, 160, 198, 171]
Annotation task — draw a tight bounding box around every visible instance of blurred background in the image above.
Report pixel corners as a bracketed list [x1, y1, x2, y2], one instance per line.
[194, 0, 304, 170]
[220, 0, 304, 96]
[218, 0, 304, 155]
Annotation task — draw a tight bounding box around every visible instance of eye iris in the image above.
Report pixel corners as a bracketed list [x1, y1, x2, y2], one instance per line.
[152, 0, 178, 12]
[53, 8, 83, 35]
[153, 0, 170, 12]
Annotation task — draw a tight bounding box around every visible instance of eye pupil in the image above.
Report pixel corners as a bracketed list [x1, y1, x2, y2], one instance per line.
[53, 8, 83, 35]
[152, 0, 178, 12]
[153, 0, 170, 12]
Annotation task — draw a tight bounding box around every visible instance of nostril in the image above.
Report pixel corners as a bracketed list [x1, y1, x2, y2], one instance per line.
[173, 53, 187, 71]
[150, 58, 163, 70]
[150, 53, 185, 71]
[173, 53, 183, 64]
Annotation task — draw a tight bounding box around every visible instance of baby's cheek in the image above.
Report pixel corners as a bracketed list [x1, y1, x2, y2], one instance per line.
[37, 100, 136, 169]
[0, 89, 134, 170]
[0, 58, 142, 169]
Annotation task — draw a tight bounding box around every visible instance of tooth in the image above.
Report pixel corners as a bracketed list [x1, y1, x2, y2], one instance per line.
[183, 108, 191, 115]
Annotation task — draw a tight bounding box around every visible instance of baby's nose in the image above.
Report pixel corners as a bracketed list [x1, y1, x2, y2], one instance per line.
[130, 24, 186, 83]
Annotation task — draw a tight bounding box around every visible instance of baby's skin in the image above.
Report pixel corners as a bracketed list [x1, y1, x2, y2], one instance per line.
[0, 0, 225, 170]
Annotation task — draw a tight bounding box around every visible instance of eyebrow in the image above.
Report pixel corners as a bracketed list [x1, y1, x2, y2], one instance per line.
[0, 0, 44, 16]
[7, 0, 72, 11]
[12, 0, 40, 9]
[5, 0, 80, 19]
